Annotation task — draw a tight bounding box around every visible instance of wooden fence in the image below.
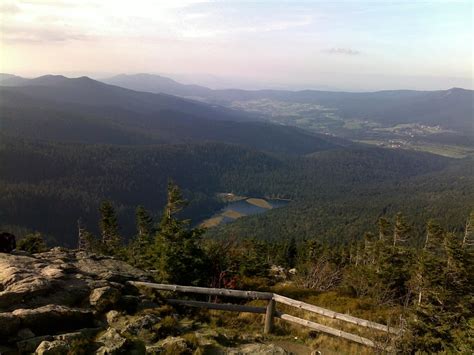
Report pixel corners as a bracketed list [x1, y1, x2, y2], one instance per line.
[129, 281, 400, 348]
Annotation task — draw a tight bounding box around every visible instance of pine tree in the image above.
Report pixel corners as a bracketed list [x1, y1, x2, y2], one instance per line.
[462, 211, 474, 249]
[161, 181, 188, 224]
[99, 200, 121, 254]
[152, 182, 207, 285]
[424, 219, 444, 253]
[136, 205, 153, 240]
[128, 206, 154, 268]
[377, 217, 391, 241]
[393, 212, 411, 247]
[77, 218, 88, 251]
[285, 237, 297, 268]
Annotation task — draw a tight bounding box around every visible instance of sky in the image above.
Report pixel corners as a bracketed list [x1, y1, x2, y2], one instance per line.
[0, 0, 472, 91]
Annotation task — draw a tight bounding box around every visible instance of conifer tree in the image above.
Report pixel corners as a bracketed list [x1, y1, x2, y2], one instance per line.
[136, 205, 153, 240]
[462, 211, 474, 249]
[285, 237, 297, 268]
[128, 206, 154, 268]
[77, 218, 88, 251]
[393, 212, 411, 247]
[99, 200, 121, 254]
[377, 217, 391, 241]
[424, 219, 444, 253]
[152, 182, 207, 285]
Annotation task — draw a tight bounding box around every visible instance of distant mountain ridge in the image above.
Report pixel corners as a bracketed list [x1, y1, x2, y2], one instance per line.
[101, 73, 474, 132]
[0, 74, 344, 154]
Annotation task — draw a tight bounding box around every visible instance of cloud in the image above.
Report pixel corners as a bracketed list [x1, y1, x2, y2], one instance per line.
[323, 48, 361, 55]
[1, 24, 89, 43]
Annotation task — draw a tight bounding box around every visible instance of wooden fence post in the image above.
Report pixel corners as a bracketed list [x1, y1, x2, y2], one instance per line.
[264, 299, 275, 334]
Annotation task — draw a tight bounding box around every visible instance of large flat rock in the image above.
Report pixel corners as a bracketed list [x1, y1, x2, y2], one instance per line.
[0, 248, 149, 311]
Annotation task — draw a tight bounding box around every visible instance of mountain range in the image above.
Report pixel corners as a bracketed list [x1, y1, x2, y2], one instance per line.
[103, 73, 474, 132]
[0, 75, 343, 154]
[0, 73, 472, 246]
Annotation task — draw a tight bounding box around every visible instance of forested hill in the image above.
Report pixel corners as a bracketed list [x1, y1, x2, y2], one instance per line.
[1, 135, 471, 246]
[0, 74, 472, 248]
[0, 75, 343, 154]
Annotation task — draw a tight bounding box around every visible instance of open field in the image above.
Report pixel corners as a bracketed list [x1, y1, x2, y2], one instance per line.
[357, 140, 474, 158]
[247, 198, 273, 209]
[222, 209, 246, 219]
[200, 216, 224, 228]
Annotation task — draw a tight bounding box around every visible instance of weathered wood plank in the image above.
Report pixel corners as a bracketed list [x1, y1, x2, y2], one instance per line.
[276, 312, 376, 348]
[166, 299, 266, 314]
[129, 281, 273, 300]
[273, 293, 399, 335]
[264, 299, 276, 334]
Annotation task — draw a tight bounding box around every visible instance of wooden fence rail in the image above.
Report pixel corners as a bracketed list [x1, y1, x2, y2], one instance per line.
[129, 281, 400, 348]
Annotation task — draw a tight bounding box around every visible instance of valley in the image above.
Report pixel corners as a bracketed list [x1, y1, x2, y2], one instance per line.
[0, 74, 472, 247]
[230, 99, 474, 158]
[99, 74, 474, 159]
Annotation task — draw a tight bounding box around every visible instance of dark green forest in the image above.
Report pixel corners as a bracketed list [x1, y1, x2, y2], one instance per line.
[1, 134, 472, 246]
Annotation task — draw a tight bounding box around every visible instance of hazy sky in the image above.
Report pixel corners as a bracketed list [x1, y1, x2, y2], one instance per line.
[0, 0, 472, 91]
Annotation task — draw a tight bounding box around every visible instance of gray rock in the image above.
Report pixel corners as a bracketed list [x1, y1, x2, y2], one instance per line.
[0, 312, 20, 338]
[157, 336, 188, 354]
[106, 310, 121, 325]
[95, 328, 130, 354]
[226, 344, 289, 355]
[145, 344, 163, 354]
[89, 286, 121, 312]
[0, 249, 152, 352]
[17, 335, 54, 353]
[0, 250, 149, 311]
[17, 328, 35, 339]
[35, 340, 69, 355]
[12, 304, 94, 335]
[123, 314, 161, 335]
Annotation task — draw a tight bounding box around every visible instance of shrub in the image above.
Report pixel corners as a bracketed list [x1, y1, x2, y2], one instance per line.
[17, 232, 47, 253]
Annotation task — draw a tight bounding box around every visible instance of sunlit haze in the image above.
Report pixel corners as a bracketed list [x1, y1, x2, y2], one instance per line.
[0, 0, 472, 90]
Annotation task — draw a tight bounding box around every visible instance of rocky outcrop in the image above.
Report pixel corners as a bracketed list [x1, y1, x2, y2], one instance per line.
[12, 304, 94, 335]
[0, 248, 149, 312]
[0, 248, 302, 354]
[35, 340, 69, 355]
[89, 286, 121, 312]
[0, 248, 150, 351]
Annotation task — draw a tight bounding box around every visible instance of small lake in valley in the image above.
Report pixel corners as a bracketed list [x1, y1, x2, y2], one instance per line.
[201, 196, 289, 228]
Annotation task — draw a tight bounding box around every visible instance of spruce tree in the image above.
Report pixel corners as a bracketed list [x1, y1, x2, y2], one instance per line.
[462, 211, 474, 249]
[285, 237, 297, 268]
[128, 206, 154, 268]
[393, 212, 411, 247]
[136, 205, 153, 240]
[152, 182, 208, 285]
[99, 200, 121, 254]
[377, 217, 392, 241]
